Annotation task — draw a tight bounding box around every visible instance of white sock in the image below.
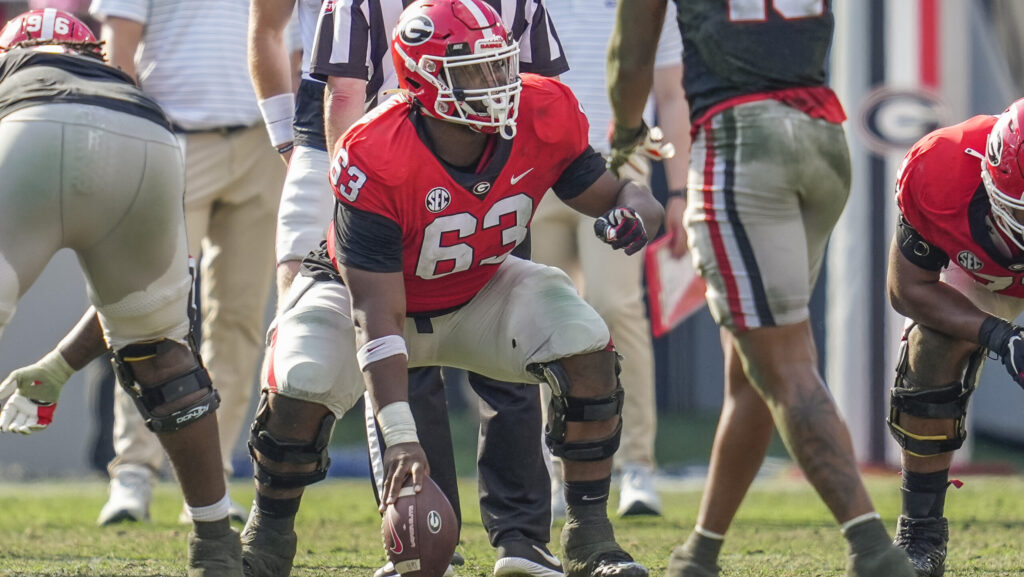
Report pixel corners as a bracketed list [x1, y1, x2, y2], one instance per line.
[695, 525, 726, 540]
[188, 493, 232, 522]
[840, 512, 882, 534]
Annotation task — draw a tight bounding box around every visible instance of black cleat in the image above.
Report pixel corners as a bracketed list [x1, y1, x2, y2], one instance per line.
[240, 507, 297, 577]
[894, 515, 948, 577]
[561, 515, 648, 577]
[188, 525, 243, 577]
[493, 539, 564, 577]
[666, 544, 720, 577]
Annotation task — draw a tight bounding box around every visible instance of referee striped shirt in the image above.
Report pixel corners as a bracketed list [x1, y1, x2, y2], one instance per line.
[310, 0, 567, 109]
[89, 0, 262, 130]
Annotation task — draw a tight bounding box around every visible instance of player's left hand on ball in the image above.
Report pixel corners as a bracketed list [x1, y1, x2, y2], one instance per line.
[0, 350, 74, 434]
[608, 122, 675, 177]
[380, 441, 430, 512]
[594, 207, 649, 255]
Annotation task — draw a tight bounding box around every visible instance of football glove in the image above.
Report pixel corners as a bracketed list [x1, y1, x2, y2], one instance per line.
[0, 349, 74, 434]
[594, 207, 649, 255]
[608, 122, 676, 177]
[978, 316, 1024, 389]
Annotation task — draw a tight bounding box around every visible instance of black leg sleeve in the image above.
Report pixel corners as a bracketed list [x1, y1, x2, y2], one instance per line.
[471, 373, 552, 547]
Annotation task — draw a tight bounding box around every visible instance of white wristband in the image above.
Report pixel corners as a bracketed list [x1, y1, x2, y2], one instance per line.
[257, 93, 295, 147]
[377, 401, 419, 446]
[356, 335, 408, 371]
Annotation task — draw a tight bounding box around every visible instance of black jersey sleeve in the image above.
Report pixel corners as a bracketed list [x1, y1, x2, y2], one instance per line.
[896, 214, 949, 271]
[552, 145, 607, 200]
[334, 201, 404, 272]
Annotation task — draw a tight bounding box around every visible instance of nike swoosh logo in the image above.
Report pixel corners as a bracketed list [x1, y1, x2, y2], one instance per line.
[531, 545, 562, 567]
[510, 168, 534, 185]
[385, 516, 404, 554]
[580, 493, 608, 502]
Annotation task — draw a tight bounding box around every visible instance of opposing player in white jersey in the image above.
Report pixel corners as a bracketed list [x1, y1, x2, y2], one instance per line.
[246, 0, 569, 575]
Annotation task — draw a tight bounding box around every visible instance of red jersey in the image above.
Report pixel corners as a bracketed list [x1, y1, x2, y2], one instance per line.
[896, 114, 1024, 297]
[330, 74, 598, 313]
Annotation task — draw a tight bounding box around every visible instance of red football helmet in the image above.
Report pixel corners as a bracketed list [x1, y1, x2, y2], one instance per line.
[391, 0, 521, 138]
[983, 98, 1024, 250]
[0, 9, 101, 58]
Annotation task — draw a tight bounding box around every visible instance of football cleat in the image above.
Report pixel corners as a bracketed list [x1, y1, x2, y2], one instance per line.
[240, 505, 297, 577]
[97, 465, 152, 526]
[894, 515, 948, 577]
[617, 466, 662, 517]
[494, 539, 564, 577]
[561, 515, 648, 577]
[665, 544, 720, 577]
[372, 560, 455, 577]
[188, 520, 243, 577]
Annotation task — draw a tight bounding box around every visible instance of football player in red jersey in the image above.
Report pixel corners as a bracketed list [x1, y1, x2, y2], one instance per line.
[0, 9, 241, 577]
[243, 1, 661, 575]
[608, 2, 914, 577]
[887, 98, 1024, 576]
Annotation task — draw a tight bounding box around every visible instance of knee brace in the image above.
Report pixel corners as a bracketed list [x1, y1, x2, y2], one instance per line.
[248, 393, 335, 489]
[887, 328, 984, 457]
[112, 339, 219, 433]
[531, 360, 624, 462]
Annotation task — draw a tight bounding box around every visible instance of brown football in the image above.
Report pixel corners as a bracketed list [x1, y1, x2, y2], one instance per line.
[381, 476, 459, 577]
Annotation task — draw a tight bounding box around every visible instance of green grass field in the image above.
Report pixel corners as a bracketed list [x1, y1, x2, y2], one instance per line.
[1, 473, 1023, 576]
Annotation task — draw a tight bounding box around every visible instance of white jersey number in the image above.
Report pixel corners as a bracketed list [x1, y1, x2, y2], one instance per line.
[728, 0, 825, 21]
[416, 194, 533, 279]
[330, 148, 368, 202]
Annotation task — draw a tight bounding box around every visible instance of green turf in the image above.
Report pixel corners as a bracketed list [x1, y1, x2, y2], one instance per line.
[1, 474, 1023, 576]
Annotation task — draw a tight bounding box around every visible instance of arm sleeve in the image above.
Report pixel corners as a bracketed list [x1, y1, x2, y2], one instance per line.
[333, 202, 404, 272]
[309, 0, 371, 82]
[896, 213, 949, 271]
[552, 146, 606, 200]
[517, 0, 568, 77]
[89, 0, 149, 24]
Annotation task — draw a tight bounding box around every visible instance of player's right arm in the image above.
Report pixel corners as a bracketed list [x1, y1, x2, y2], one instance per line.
[96, 17, 142, 81]
[887, 223, 988, 343]
[330, 134, 429, 504]
[249, 0, 298, 163]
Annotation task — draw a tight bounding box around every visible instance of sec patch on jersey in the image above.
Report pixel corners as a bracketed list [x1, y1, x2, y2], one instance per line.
[382, 476, 458, 576]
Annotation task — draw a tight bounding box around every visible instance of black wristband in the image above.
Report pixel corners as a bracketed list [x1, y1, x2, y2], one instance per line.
[978, 316, 1016, 354]
[276, 141, 294, 155]
[666, 189, 685, 199]
[611, 122, 647, 150]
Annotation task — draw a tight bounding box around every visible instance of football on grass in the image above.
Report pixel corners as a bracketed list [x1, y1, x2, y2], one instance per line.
[382, 475, 458, 576]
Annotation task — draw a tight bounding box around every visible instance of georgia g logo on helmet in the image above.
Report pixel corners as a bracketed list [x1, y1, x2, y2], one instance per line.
[398, 13, 434, 46]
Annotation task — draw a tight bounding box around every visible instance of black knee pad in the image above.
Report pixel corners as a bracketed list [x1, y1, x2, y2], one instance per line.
[886, 326, 983, 457]
[112, 339, 219, 433]
[248, 393, 336, 489]
[530, 360, 624, 462]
